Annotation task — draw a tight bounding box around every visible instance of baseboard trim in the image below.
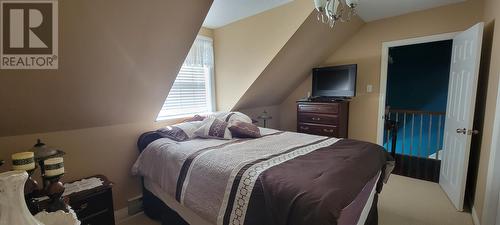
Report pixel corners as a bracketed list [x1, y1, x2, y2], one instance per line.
[114, 207, 130, 224]
[472, 206, 481, 225]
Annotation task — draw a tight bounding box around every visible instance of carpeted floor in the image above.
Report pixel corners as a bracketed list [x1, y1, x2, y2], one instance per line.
[118, 175, 474, 225]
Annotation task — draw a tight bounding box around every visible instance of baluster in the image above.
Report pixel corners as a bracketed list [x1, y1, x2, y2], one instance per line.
[428, 114, 432, 159]
[419, 114, 423, 158]
[386, 112, 391, 151]
[402, 113, 406, 155]
[395, 112, 399, 155]
[410, 113, 414, 157]
[436, 115, 442, 160]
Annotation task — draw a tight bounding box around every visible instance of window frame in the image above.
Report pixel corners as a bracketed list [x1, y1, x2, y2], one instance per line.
[156, 35, 216, 121]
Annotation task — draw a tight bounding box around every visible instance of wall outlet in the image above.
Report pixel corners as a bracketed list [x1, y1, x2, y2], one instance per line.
[127, 195, 143, 216]
[366, 84, 373, 93]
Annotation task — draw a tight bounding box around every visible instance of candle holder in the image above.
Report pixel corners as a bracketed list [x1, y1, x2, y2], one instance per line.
[30, 139, 65, 190]
[43, 157, 67, 213]
[44, 174, 68, 213]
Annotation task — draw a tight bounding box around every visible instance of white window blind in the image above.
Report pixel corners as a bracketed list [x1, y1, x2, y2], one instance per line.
[157, 36, 215, 120]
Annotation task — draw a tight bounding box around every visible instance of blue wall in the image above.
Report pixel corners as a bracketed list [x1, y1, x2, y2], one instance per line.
[386, 40, 453, 112]
[384, 40, 453, 157]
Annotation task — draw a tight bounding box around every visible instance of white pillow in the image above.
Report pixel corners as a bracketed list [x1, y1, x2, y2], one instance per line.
[194, 118, 232, 140]
[157, 121, 203, 141]
[210, 112, 252, 125]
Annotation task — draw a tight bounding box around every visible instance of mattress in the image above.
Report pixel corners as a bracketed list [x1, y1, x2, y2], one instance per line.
[133, 128, 392, 225]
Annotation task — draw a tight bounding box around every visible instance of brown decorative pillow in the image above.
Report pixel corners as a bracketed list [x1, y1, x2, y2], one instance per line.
[157, 121, 203, 141]
[194, 118, 232, 140]
[229, 121, 261, 138]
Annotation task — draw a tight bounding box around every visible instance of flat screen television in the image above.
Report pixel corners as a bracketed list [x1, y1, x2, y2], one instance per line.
[312, 64, 357, 98]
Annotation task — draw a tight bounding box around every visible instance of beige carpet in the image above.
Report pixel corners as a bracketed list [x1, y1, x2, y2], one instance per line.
[119, 175, 473, 225]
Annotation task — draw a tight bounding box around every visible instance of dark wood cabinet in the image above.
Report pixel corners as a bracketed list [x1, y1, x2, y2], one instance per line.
[35, 175, 115, 225]
[297, 101, 349, 138]
[69, 175, 115, 225]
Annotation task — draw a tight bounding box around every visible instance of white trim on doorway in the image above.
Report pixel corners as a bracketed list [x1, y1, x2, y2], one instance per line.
[376, 32, 459, 145]
[472, 206, 481, 225]
[482, 72, 500, 225]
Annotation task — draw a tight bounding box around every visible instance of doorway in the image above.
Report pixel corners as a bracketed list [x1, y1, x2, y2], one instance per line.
[377, 34, 456, 182]
[384, 40, 453, 182]
[377, 23, 485, 211]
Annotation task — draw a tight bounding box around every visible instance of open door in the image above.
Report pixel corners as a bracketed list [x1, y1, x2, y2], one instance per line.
[439, 22, 484, 211]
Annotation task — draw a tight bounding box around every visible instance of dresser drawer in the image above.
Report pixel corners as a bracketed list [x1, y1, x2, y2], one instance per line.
[298, 113, 339, 125]
[298, 123, 339, 137]
[71, 190, 113, 221]
[298, 103, 339, 114]
[80, 209, 114, 225]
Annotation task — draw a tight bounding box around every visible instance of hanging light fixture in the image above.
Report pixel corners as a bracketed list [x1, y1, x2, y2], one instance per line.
[314, 0, 359, 28]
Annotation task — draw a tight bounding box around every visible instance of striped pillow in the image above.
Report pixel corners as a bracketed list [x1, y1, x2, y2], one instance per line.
[194, 118, 232, 140]
[217, 112, 252, 125]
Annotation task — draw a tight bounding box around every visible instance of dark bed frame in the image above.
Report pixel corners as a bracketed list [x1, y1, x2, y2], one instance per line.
[137, 131, 380, 225]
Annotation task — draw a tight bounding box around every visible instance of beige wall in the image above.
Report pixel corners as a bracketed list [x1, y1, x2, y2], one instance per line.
[280, 0, 484, 143]
[474, 0, 500, 222]
[213, 0, 313, 111]
[0, 0, 212, 210]
[0, 25, 215, 210]
[279, 76, 312, 131]
[240, 106, 281, 129]
[234, 15, 364, 110]
[0, 0, 212, 137]
[279, 0, 500, 221]
[0, 119, 186, 210]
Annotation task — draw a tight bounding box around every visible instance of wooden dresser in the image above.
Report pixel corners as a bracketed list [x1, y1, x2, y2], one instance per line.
[69, 175, 115, 225]
[38, 175, 115, 225]
[297, 101, 349, 138]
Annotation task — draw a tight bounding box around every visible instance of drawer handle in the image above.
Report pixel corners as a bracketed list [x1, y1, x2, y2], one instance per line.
[323, 129, 334, 133]
[300, 126, 309, 130]
[77, 203, 89, 212]
[312, 117, 321, 121]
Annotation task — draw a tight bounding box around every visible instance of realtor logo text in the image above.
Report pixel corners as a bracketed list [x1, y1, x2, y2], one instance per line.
[1, 0, 58, 69]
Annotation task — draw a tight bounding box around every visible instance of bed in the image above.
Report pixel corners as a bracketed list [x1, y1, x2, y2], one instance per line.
[132, 127, 394, 225]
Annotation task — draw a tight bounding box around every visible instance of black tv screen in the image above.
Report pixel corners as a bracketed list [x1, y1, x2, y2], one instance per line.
[312, 64, 357, 98]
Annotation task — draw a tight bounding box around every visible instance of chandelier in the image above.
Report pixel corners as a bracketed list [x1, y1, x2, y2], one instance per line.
[314, 0, 359, 28]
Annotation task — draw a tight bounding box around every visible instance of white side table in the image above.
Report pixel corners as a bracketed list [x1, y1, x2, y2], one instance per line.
[34, 208, 81, 225]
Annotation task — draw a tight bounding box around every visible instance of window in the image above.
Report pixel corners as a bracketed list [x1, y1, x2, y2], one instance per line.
[157, 36, 215, 120]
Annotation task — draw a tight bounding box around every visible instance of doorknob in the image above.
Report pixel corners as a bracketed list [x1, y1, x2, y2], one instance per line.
[456, 128, 467, 134]
[467, 129, 480, 135]
[456, 128, 480, 135]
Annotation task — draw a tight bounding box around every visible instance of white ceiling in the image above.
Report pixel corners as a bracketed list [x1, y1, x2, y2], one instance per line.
[356, 0, 466, 22]
[204, 0, 467, 29]
[203, 0, 292, 29]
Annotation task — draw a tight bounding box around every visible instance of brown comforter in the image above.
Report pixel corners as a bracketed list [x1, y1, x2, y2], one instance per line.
[134, 130, 393, 225]
[222, 139, 392, 225]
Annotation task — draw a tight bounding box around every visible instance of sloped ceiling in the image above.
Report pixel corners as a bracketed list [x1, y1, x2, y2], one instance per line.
[234, 14, 365, 110]
[213, 0, 314, 111]
[0, 0, 213, 137]
[203, 0, 292, 28]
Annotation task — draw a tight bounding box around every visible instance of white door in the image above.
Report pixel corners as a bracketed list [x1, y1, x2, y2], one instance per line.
[440, 22, 484, 211]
